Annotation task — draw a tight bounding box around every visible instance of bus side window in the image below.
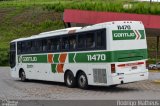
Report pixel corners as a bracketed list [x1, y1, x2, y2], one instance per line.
[33, 40, 42, 53]
[96, 30, 105, 48]
[86, 32, 95, 49]
[50, 39, 54, 51]
[56, 38, 61, 51]
[31, 41, 35, 52]
[69, 35, 76, 50]
[78, 34, 85, 49]
[62, 37, 69, 50]
[17, 42, 22, 54]
[37, 40, 42, 52]
[42, 39, 47, 52]
[46, 39, 52, 51]
[21, 41, 27, 53]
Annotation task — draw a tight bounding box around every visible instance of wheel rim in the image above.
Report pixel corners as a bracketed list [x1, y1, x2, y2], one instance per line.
[67, 75, 73, 85]
[79, 75, 86, 87]
[21, 72, 25, 81]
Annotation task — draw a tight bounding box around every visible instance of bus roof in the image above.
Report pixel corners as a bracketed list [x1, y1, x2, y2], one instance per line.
[11, 21, 142, 43]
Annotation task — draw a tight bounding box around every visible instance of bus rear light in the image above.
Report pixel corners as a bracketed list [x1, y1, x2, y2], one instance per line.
[138, 62, 144, 65]
[118, 64, 125, 67]
[111, 64, 115, 73]
[118, 62, 144, 68]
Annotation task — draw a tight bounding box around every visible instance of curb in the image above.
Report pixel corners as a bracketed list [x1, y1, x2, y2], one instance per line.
[153, 80, 160, 84]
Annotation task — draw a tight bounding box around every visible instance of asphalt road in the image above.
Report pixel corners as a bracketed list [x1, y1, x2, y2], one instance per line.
[0, 67, 160, 101]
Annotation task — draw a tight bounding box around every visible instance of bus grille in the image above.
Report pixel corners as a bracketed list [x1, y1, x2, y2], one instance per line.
[93, 69, 107, 83]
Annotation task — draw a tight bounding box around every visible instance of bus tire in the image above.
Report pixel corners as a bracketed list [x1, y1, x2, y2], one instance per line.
[77, 72, 88, 89]
[64, 71, 76, 88]
[109, 85, 118, 88]
[19, 70, 27, 82]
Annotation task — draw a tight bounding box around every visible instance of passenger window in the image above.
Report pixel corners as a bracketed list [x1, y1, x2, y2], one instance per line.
[47, 38, 59, 52]
[42, 39, 47, 52]
[56, 38, 61, 51]
[62, 37, 69, 50]
[46, 39, 52, 51]
[78, 34, 85, 49]
[86, 32, 95, 49]
[17, 42, 22, 54]
[31, 41, 35, 52]
[21, 42, 27, 53]
[69, 35, 76, 50]
[33, 40, 42, 52]
[97, 30, 105, 48]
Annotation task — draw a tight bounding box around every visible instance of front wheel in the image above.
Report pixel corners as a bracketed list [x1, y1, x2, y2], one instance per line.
[77, 72, 88, 89]
[20, 70, 27, 82]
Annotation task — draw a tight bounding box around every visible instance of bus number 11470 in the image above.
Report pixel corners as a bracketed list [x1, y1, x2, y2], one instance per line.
[87, 54, 106, 61]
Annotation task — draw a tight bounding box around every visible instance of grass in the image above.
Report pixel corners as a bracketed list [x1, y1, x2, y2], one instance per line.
[149, 70, 160, 72]
[0, 6, 64, 65]
[0, 0, 160, 14]
[0, 0, 160, 65]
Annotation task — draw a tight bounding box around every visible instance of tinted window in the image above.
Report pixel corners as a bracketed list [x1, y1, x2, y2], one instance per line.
[32, 40, 42, 52]
[62, 37, 69, 50]
[69, 35, 77, 50]
[21, 41, 27, 53]
[10, 43, 16, 68]
[78, 34, 85, 49]
[17, 42, 21, 54]
[26, 41, 32, 53]
[17, 29, 106, 54]
[42, 39, 47, 52]
[86, 32, 95, 49]
[96, 30, 106, 48]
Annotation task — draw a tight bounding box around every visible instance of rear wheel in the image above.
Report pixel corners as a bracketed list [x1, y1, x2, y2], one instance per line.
[77, 72, 88, 89]
[65, 71, 76, 88]
[109, 85, 118, 88]
[20, 70, 27, 82]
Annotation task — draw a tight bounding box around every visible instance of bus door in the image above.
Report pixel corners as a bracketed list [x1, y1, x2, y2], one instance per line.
[10, 43, 16, 68]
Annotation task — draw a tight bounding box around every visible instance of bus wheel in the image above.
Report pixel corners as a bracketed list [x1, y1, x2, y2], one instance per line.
[20, 70, 27, 82]
[77, 72, 88, 89]
[109, 85, 118, 88]
[65, 71, 76, 88]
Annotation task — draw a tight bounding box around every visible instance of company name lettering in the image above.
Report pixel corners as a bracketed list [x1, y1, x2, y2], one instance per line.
[22, 57, 37, 62]
[114, 33, 135, 38]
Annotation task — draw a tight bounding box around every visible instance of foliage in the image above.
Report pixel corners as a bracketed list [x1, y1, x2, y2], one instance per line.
[0, 48, 9, 66]
[0, 0, 160, 65]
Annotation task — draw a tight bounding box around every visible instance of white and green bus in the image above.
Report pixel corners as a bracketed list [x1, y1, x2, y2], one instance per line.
[10, 21, 148, 89]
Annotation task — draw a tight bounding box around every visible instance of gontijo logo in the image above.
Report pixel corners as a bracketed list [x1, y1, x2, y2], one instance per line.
[18, 56, 37, 63]
[112, 30, 145, 40]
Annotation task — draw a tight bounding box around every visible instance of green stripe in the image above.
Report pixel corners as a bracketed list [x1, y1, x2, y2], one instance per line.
[69, 53, 75, 63]
[69, 49, 148, 63]
[54, 54, 59, 63]
[19, 55, 47, 63]
[51, 64, 57, 73]
[18, 49, 148, 64]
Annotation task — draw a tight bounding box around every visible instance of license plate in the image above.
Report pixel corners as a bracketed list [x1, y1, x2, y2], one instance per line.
[132, 66, 137, 70]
